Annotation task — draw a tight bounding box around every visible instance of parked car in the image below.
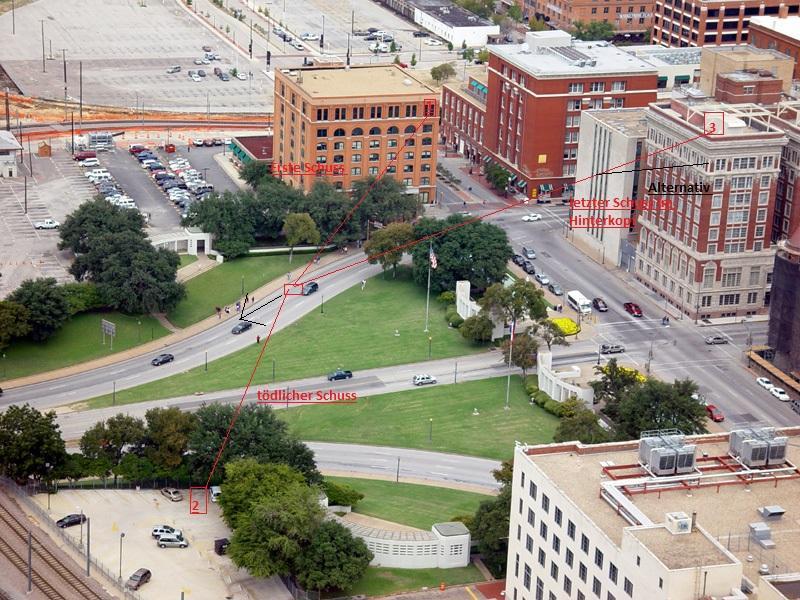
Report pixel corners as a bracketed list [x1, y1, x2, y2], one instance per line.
[79, 158, 100, 168]
[166, 65, 181, 73]
[512, 254, 525, 266]
[771, 387, 791, 402]
[210, 486, 222, 502]
[197, 69, 206, 77]
[535, 272, 550, 286]
[56, 514, 86, 528]
[202, 45, 213, 52]
[125, 568, 151, 590]
[522, 260, 536, 275]
[214, 538, 230, 555]
[300, 32, 319, 40]
[291, 40, 305, 51]
[151, 353, 174, 366]
[220, 72, 230, 81]
[151, 525, 182, 538]
[706, 404, 725, 422]
[424, 38, 443, 46]
[353, 29, 370, 36]
[412, 374, 437, 386]
[522, 213, 542, 222]
[704, 335, 729, 345]
[236, 71, 248, 80]
[600, 344, 625, 354]
[522, 246, 536, 260]
[548, 282, 564, 296]
[327, 369, 353, 381]
[756, 376, 775, 390]
[231, 321, 252, 334]
[157, 534, 188, 548]
[34, 218, 60, 230]
[193, 58, 203, 65]
[213, 66, 222, 76]
[413, 30, 430, 37]
[302, 281, 319, 296]
[74, 150, 97, 160]
[160, 487, 183, 502]
[623, 302, 643, 317]
[592, 297, 608, 312]
[190, 74, 202, 82]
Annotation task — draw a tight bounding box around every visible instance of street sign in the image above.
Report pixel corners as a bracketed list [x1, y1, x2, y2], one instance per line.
[101, 319, 116, 350]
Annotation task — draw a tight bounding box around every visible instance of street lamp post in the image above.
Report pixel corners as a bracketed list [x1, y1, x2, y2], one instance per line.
[596, 344, 602, 365]
[118, 532, 125, 580]
[321, 294, 324, 314]
[428, 418, 433, 442]
[78, 507, 84, 548]
[428, 336, 432, 359]
[241, 275, 245, 296]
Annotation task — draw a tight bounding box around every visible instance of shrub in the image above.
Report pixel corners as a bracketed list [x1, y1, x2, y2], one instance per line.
[550, 317, 580, 336]
[62, 282, 108, 315]
[544, 399, 565, 416]
[437, 291, 456, 305]
[449, 314, 464, 328]
[322, 480, 364, 508]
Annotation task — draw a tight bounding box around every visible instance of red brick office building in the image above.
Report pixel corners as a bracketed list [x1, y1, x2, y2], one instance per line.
[749, 16, 800, 78]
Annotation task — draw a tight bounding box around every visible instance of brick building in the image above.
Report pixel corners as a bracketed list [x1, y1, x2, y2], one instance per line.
[524, 0, 654, 34]
[698, 44, 796, 96]
[636, 90, 787, 320]
[713, 70, 783, 104]
[483, 30, 657, 201]
[441, 73, 488, 165]
[749, 15, 800, 79]
[272, 65, 439, 201]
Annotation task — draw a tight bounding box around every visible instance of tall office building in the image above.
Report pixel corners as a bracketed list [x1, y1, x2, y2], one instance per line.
[768, 227, 800, 375]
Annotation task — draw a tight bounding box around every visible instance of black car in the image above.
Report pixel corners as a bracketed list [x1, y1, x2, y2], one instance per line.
[367, 27, 378, 33]
[327, 369, 353, 381]
[592, 297, 609, 312]
[522, 260, 536, 275]
[302, 281, 319, 296]
[136, 153, 157, 162]
[413, 30, 430, 37]
[56, 514, 86, 528]
[126, 568, 151, 590]
[512, 254, 525, 266]
[600, 344, 625, 354]
[151, 353, 174, 366]
[231, 321, 253, 334]
[364, 34, 378, 40]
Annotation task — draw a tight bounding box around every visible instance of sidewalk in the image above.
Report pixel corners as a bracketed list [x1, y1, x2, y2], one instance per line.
[176, 252, 218, 283]
[2, 251, 346, 390]
[213, 152, 249, 191]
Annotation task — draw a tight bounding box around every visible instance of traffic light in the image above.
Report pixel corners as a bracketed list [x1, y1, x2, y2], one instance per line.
[248, 41, 253, 58]
[319, 34, 324, 48]
[266, 50, 271, 67]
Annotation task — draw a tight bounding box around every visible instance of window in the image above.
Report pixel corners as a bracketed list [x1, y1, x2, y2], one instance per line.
[387, 152, 397, 161]
[713, 178, 724, 191]
[568, 83, 584, 93]
[659, 577, 663, 589]
[594, 549, 604, 569]
[526, 535, 533, 552]
[422, 137, 433, 146]
[386, 165, 396, 173]
[592, 577, 601, 597]
[551, 562, 559, 581]
[316, 108, 329, 121]
[579, 592, 586, 600]
[404, 125, 416, 134]
[581, 534, 589, 554]
[517, 525, 522, 541]
[538, 549, 546, 566]
[536, 578, 544, 600]
[719, 293, 740, 306]
[613, 98, 624, 108]
[542, 495, 550, 513]
[714, 158, 727, 171]
[317, 128, 328, 138]
[387, 126, 399, 135]
[351, 141, 362, 150]
[708, 228, 718, 241]
[423, 124, 433, 132]
[333, 128, 345, 137]
[421, 151, 432, 159]
[351, 167, 361, 175]
[710, 212, 721, 226]
[515, 553, 520, 577]
[749, 267, 761, 286]
[590, 82, 605, 92]
[579, 563, 587, 582]
[368, 167, 378, 175]
[368, 153, 379, 162]
[405, 104, 418, 117]
[352, 126, 363, 136]
[524, 565, 532, 590]
[540, 521, 548, 540]
[404, 151, 414, 160]
[564, 576, 572, 595]
[567, 521, 576, 540]
[757, 208, 767, 222]
[612, 81, 626, 91]
[351, 154, 361, 162]
[748, 292, 758, 304]
[712, 194, 723, 208]
[760, 175, 770, 188]
[552, 535, 561, 554]
[370, 106, 382, 119]
[567, 99, 581, 110]
[732, 156, 756, 170]
[369, 127, 381, 136]
[387, 139, 398, 148]
[333, 155, 344, 163]
[316, 142, 327, 151]
[333, 141, 344, 150]
[528, 508, 535, 526]
[369, 140, 380, 148]
[566, 548, 574, 567]
[721, 268, 741, 287]
[608, 563, 618, 584]
[388, 105, 400, 118]
[529, 481, 537, 499]
[352, 107, 364, 119]
[623, 578, 633, 597]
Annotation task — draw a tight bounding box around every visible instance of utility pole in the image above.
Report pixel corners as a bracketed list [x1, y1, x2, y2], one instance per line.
[70, 112, 74, 155]
[11, 0, 15, 35]
[4, 88, 9, 131]
[86, 518, 91, 576]
[79, 61, 83, 132]
[61, 49, 68, 122]
[40, 20, 46, 73]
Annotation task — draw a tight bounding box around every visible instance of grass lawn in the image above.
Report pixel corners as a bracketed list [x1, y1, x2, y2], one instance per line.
[82, 268, 486, 410]
[0, 312, 169, 381]
[280, 376, 558, 460]
[178, 254, 198, 268]
[327, 477, 490, 530]
[332, 565, 485, 597]
[167, 255, 292, 328]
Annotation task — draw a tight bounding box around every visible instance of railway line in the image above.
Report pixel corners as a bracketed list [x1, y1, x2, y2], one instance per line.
[0, 496, 107, 600]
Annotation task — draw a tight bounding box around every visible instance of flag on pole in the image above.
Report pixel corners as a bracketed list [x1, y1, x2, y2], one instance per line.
[429, 247, 438, 270]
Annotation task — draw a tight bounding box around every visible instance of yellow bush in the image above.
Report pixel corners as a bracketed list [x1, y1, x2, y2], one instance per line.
[550, 317, 580, 336]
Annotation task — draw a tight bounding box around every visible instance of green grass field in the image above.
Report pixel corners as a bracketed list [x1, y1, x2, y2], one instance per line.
[178, 254, 198, 268]
[281, 376, 558, 460]
[0, 312, 169, 381]
[332, 565, 485, 597]
[166, 255, 292, 328]
[327, 476, 490, 530]
[81, 269, 486, 410]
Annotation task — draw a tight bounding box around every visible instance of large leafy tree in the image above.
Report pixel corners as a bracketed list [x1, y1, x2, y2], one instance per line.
[8, 278, 70, 341]
[0, 404, 67, 484]
[591, 358, 643, 421]
[471, 465, 512, 577]
[431, 63, 456, 84]
[240, 162, 273, 188]
[80, 414, 146, 480]
[572, 20, 615, 41]
[283, 213, 321, 262]
[411, 216, 512, 295]
[554, 397, 610, 444]
[59, 197, 145, 256]
[187, 404, 320, 484]
[0, 300, 31, 350]
[617, 378, 707, 439]
[481, 280, 548, 324]
[352, 177, 421, 233]
[364, 222, 414, 277]
[302, 181, 359, 244]
[538, 320, 570, 351]
[295, 521, 372, 592]
[144, 407, 197, 472]
[500, 332, 539, 376]
[460, 313, 494, 343]
[185, 190, 256, 258]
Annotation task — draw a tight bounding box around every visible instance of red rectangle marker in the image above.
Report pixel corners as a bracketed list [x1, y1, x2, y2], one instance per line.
[284, 283, 304, 296]
[704, 112, 725, 136]
[189, 487, 208, 515]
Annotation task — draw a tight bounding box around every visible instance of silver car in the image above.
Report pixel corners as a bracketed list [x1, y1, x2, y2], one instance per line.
[535, 272, 550, 286]
[157, 534, 188, 548]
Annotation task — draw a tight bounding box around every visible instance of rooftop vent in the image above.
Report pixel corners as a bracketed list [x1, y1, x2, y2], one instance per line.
[758, 505, 785, 521]
[749, 522, 776, 549]
[665, 512, 692, 535]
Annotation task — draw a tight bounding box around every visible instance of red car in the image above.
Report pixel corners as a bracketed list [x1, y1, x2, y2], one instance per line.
[397, 61, 409, 68]
[706, 404, 724, 422]
[624, 302, 643, 317]
[128, 144, 148, 155]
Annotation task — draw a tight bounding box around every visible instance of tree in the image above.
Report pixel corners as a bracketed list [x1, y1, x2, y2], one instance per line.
[144, 407, 197, 473]
[460, 314, 494, 343]
[8, 278, 70, 341]
[461, 40, 467, 50]
[351, 177, 421, 233]
[0, 300, 31, 351]
[410, 53, 417, 66]
[364, 222, 414, 277]
[228, 481, 324, 577]
[554, 397, 610, 444]
[59, 197, 145, 256]
[295, 521, 372, 591]
[114, 454, 156, 482]
[538, 319, 569, 351]
[507, 3, 523, 21]
[61, 282, 107, 315]
[282, 213, 321, 262]
[528, 17, 548, 31]
[485, 163, 511, 192]
[590, 358, 642, 421]
[477, 48, 489, 63]
[80, 415, 146, 481]
[240, 162, 273, 188]
[571, 20, 615, 41]
[0, 404, 67, 484]
[481, 280, 548, 325]
[411, 216, 512, 295]
[188, 404, 320, 484]
[322, 480, 364, 508]
[393, 54, 401, 64]
[472, 481, 511, 576]
[617, 378, 707, 440]
[500, 332, 539, 376]
[447, 41, 454, 51]
[462, 48, 475, 62]
[430, 62, 456, 84]
[185, 190, 257, 257]
[390, 40, 397, 52]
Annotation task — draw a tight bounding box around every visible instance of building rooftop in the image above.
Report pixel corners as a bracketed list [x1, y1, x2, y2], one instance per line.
[433, 522, 470, 537]
[490, 31, 657, 78]
[521, 428, 800, 581]
[624, 45, 702, 67]
[232, 135, 273, 161]
[721, 70, 781, 82]
[406, 0, 495, 27]
[750, 16, 800, 41]
[701, 43, 795, 64]
[284, 66, 436, 99]
[0, 130, 22, 151]
[583, 107, 648, 138]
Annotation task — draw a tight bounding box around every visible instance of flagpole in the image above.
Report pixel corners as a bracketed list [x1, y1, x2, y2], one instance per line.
[504, 319, 515, 411]
[424, 240, 432, 333]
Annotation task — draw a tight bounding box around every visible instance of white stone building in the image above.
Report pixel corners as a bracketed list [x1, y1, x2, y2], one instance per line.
[0, 131, 22, 178]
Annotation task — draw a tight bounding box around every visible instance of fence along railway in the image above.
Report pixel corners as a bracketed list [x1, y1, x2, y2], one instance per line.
[0, 495, 106, 600]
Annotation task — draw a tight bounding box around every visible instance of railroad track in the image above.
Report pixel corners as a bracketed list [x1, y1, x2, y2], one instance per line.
[0, 501, 106, 600]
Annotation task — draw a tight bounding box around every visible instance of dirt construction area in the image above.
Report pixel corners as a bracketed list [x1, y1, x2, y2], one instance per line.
[31, 488, 292, 600]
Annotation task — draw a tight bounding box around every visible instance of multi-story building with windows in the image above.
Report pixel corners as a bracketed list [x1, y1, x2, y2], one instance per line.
[441, 73, 487, 165]
[768, 102, 800, 242]
[505, 428, 800, 600]
[523, 0, 654, 35]
[698, 44, 796, 97]
[272, 65, 439, 201]
[483, 30, 657, 201]
[651, 0, 798, 48]
[749, 16, 800, 79]
[636, 90, 787, 320]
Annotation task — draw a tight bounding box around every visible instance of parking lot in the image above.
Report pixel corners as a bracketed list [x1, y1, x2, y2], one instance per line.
[32, 488, 291, 600]
[0, 0, 271, 112]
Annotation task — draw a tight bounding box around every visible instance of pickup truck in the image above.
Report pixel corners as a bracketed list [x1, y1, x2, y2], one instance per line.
[34, 218, 60, 230]
[327, 369, 353, 381]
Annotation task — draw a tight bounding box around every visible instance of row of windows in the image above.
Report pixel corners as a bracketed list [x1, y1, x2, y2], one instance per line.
[314, 104, 422, 122]
[567, 81, 627, 94]
[316, 126, 433, 138]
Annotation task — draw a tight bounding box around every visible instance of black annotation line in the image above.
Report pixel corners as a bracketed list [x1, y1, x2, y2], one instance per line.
[598, 161, 709, 176]
[239, 293, 283, 326]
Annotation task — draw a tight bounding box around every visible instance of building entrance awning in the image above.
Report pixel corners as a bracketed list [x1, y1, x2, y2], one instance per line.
[483, 156, 492, 163]
[540, 184, 553, 192]
[516, 180, 527, 190]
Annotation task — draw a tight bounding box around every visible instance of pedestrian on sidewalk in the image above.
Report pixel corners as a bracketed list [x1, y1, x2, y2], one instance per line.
[361, 279, 366, 290]
[287, 272, 292, 281]
[245, 293, 249, 304]
[224, 306, 230, 314]
[314, 256, 321, 264]
[235, 301, 241, 312]
[215, 306, 221, 319]
[256, 335, 261, 344]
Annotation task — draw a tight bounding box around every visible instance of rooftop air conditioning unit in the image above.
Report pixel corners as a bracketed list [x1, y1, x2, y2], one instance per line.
[675, 445, 696, 474]
[740, 439, 768, 467]
[588, 59, 597, 66]
[665, 512, 692, 535]
[767, 437, 787, 465]
[639, 435, 663, 466]
[650, 447, 677, 476]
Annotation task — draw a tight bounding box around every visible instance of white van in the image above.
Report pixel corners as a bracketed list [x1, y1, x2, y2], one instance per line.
[567, 290, 592, 315]
[210, 486, 221, 503]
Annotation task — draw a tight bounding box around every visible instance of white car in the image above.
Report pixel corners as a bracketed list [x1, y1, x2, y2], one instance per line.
[300, 33, 319, 41]
[191, 74, 202, 82]
[756, 377, 774, 390]
[770, 387, 791, 402]
[151, 525, 182, 538]
[34, 218, 60, 230]
[193, 58, 203, 65]
[412, 374, 437, 386]
[291, 40, 305, 51]
[79, 158, 100, 168]
[236, 72, 248, 80]
[425, 38, 443, 46]
[522, 213, 542, 222]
